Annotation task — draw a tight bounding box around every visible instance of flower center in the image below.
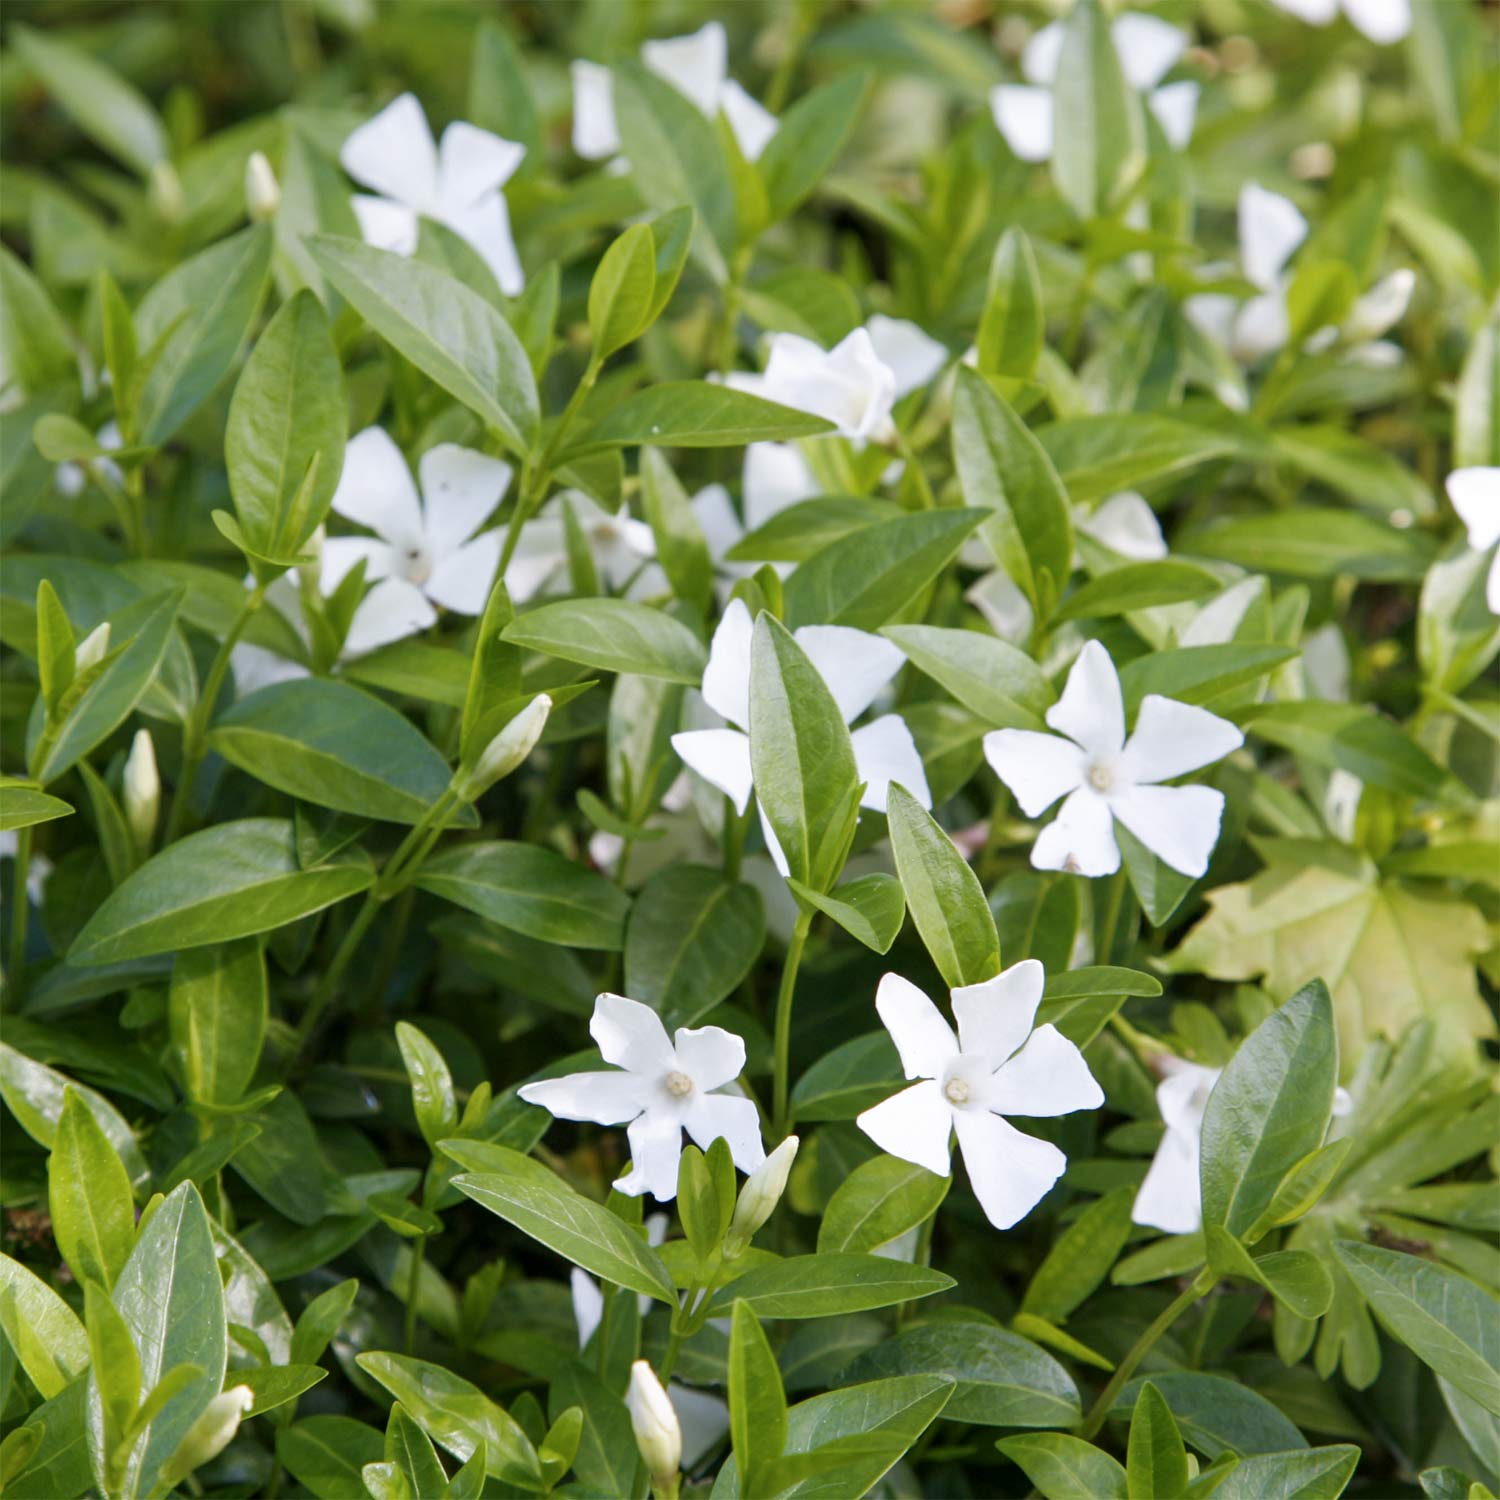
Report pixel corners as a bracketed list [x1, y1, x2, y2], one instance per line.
[399, 542, 433, 586]
[663, 1070, 695, 1099]
[1086, 758, 1117, 794]
[944, 1078, 970, 1106]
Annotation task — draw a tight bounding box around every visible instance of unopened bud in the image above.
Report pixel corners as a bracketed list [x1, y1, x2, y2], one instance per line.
[1342, 269, 1414, 346]
[626, 1361, 681, 1496]
[162, 1385, 253, 1488]
[297, 523, 326, 596]
[245, 151, 280, 222]
[74, 623, 112, 673]
[149, 161, 183, 224]
[724, 1135, 798, 1258]
[458, 694, 551, 800]
[123, 730, 159, 851]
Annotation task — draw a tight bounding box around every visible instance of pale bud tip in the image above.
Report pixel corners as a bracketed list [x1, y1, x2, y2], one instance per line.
[74, 622, 112, 672]
[626, 1360, 681, 1487]
[245, 151, 281, 221]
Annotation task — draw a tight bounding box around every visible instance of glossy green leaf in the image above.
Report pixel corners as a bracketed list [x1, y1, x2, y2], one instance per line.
[571, 381, 834, 454]
[729, 1300, 787, 1493]
[396, 1022, 459, 1151]
[0, 1254, 90, 1399]
[503, 597, 707, 684]
[818, 1154, 949, 1254]
[1127, 1383, 1189, 1500]
[788, 872, 905, 955]
[1054, 561, 1224, 623]
[884, 623, 1052, 730]
[708, 1253, 954, 1318]
[47, 1089, 135, 1291]
[1246, 702, 1452, 801]
[978, 227, 1044, 379]
[0, 780, 73, 833]
[998, 1432, 1127, 1500]
[588, 223, 656, 358]
[168, 938, 268, 1109]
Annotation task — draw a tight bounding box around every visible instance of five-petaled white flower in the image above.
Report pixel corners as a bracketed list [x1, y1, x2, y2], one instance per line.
[1447, 467, 1500, 615]
[671, 598, 931, 876]
[572, 23, 778, 164]
[984, 639, 1243, 879]
[323, 427, 512, 656]
[991, 12, 1199, 166]
[856, 963, 1103, 1230]
[341, 93, 526, 295]
[1266, 0, 1410, 44]
[727, 330, 896, 445]
[518, 992, 764, 1200]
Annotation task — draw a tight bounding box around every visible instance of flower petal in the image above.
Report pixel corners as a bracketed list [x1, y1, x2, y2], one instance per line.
[1021, 22, 1065, 85]
[672, 1025, 746, 1092]
[683, 1091, 765, 1174]
[331, 427, 424, 544]
[1231, 292, 1290, 364]
[701, 597, 754, 727]
[419, 444, 514, 558]
[1148, 80, 1199, 151]
[1121, 695, 1243, 784]
[988, 1023, 1104, 1117]
[1111, 13, 1187, 92]
[743, 443, 818, 530]
[1030, 786, 1120, 877]
[1238, 181, 1307, 293]
[1341, 0, 1411, 42]
[965, 569, 1035, 643]
[671, 728, 754, 815]
[951, 959, 1046, 1067]
[1131, 1126, 1203, 1233]
[855, 1081, 953, 1176]
[953, 1110, 1066, 1230]
[757, 804, 791, 879]
[440, 190, 525, 297]
[1157, 1062, 1221, 1135]
[1079, 492, 1168, 561]
[851, 714, 929, 813]
[1110, 782, 1225, 878]
[571, 60, 620, 160]
[350, 195, 420, 257]
[1046, 640, 1125, 756]
[864, 315, 949, 400]
[671, 1385, 731, 1470]
[342, 577, 436, 657]
[1267, 0, 1340, 20]
[518, 1069, 646, 1125]
[875, 973, 958, 1080]
[591, 992, 676, 1076]
[503, 515, 568, 602]
[340, 93, 437, 206]
[571, 1267, 604, 1348]
[692, 484, 746, 564]
[983, 729, 1085, 818]
[990, 86, 1054, 164]
[1448, 467, 1500, 551]
[1343, 268, 1413, 344]
[321, 535, 394, 591]
[642, 23, 727, 116]
[793, 625, 905, 724]
[616, 1109, 684, 1199]
[720, 80, 778, 161]
[438, 121, 524, 208]
[425, 530, 502, 614]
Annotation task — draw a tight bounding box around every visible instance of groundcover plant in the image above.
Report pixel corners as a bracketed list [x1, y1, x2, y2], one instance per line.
[0, 0, 1496, 1496]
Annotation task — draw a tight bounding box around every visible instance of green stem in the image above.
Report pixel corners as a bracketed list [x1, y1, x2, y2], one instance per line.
[1427, 687, 1500, 744]
[164, 586, 264, 842]
[892, 428, 936, 510]
[721, 799, 748, 885]
[771, 909, 813, 1135]
[1095, 868, 1127, 966]
[716, 249, 752, 373]
[403, 1236, 427, 1356]
[6, 826, 34, 1003]
[1076, 1267, 1216, 1441]
[292, 891, 380, 1060]
[96, 468, 146, 556]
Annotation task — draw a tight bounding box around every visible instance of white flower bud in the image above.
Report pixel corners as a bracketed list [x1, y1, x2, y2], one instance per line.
[244, 151, 281, 222]
[162, 1385, 253, 1488]
[297, 523, 326, 595]
[149, 161, 183, 224]
[626, 1360, 681, 1493]
[724, 1135, 798, 1258]
[458, 694, 551, 801]
[74, 623, 112, 673]
[123, 730, 159, 851]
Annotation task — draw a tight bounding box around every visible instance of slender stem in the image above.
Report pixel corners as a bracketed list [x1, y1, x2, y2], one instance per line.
[1076, 1267, 1216, 1441]
[164, 586, 264, 842]
[96, 468, 146, 555]
[721, 799, 747, 885]
[1095, 869, 1127, 966]
[1428, 687, 1500, 744]
[716, 249, 752, 374]
[403, 1236, 427, 1356]
[6, 827, 34, 1003]
[378, 787, 460, 897]
[771, 909, 813, 1135]
[892, 428, 936, 510]
[658, 1275, 703, 1384]
[292, 891, 380, 1060]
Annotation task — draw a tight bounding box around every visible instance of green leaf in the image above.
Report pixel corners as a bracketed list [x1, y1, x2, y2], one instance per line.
[0, 245, 76, 394]
[1037, 966, 1161, 1049]
[290, 1279, 359, 1369]
[1334, 1243, 1499, 1415]
[11, 26, 167, 176]
[748, 612, 859, 891]
[588, 223, 656, 358]
[1185, 508, 1436, 582]
[225, 289, 345, 561]
[782, 508, 987, 631]
[452, 1171, 676, 1303]
[1022, 1186, 1136, 1323]
[1049, 0, 1144, 220]
[1040, 416, 1240, 504]
[570, 381, 834, 453]
[1245, 702, 1453, 801]
[235, 1363, 329, 1418]
[1199, 979, 1338, 1240]
[383, 1402, 449, 1500]
[209, 678, 475, 826]
[818, 1154, 950, 1254]
[952, 369, 1073, 617]
[788, 872, 905, 955]
[0, 1254, 90, 1399]
[1212, 1445, 1360, 1500]
[1054, 561, 1224, 623]
[1272, 427, 1436, 520]
[100, 1182, 226, 1500]
[168, 939, 267, 1109]
[396, 1022, 458, 1151]
[840, 1322, 1081, 1427]
[1454, 317, 1499, 469]
[1117, 645, 1299, 715]
[640, 448, 713, 615]
[1108, 1374, 1304, 1458]
[134, 226, 273, 446]
[997, 1432, 1127, 1500]
[307, 235, 539, 453]
[758, 71, 869, 223]
[416, 841, 630, 951]
[624, 864, 764, 1028]
[70, 817, 374, 964]
[729, 496, 898, 563]
[47, 1089, 135, 1292]
[0, 780, 73, 833]
[978, 227, 1044, 379]
[707, 1253, 954, 1318]
[791, 1031, 902, 1121]
[729, 1301, 788, 1494]
[503, 597, 707, 684]
[356, 1352, 542, 1489]
[277, 1417, 384, 1500]
[887, 782, 1000, 988]
[1127, 1383, 1190, 1500]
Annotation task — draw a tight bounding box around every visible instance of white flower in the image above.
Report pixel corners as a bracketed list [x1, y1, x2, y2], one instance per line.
[991, 12, 1199, 164]
[1077, 492, 1168, 562]
[690, 443, 820, 592]
[229, 572, 310, 696]
[626, 1360, 682, 1486]
[502, 490, 657, 604]
[726, 330, 899, 445]
[122, 729, 158, 850]
[725, 1135, 798, 1256]
[324, 427, 513, 654]
[864, 316, 951, 401]
[670, 598, 931, 876]
[572, 23, 778, 164]
[984, 639, 1243, 879]
[1266, 0, 1411, 44]
[1447, 467, 1500, 615]
[518, 992, 764, 1200]
[340, 93, 526, 295]
[856, 963, 1103, 1230]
